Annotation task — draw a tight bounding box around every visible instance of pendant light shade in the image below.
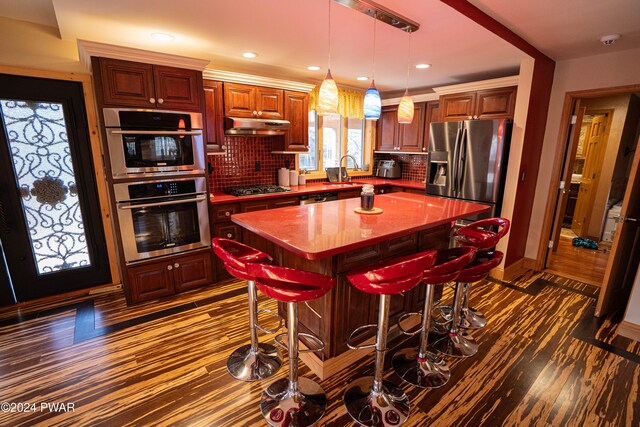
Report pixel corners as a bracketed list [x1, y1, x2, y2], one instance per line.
[318, 70, 339, 115]
[363, 81, 381, 120]
[397, 90, 414, 124]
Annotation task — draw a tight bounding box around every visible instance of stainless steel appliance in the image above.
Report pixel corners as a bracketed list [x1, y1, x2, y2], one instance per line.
[114, 177, 210, 263]
[224, 117, 290, 136]
[375, 160, 402, 179]
[426, 119, 511, 219]
[299, 192, 339, 204]
[104, 108, 205, 179]
[225, 185, 291, 197]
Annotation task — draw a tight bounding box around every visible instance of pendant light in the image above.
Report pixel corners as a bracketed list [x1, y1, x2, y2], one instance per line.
[318, 0, 339, 115]
[363, 12, 381, 120]
[397, 30, 414, 124]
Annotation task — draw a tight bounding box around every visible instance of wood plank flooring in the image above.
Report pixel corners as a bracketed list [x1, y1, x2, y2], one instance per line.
[546, 233, 610, 286]
[0, 271, 638, 426]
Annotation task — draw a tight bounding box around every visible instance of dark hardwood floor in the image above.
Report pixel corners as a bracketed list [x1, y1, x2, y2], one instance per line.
[0, 272, 638, 426]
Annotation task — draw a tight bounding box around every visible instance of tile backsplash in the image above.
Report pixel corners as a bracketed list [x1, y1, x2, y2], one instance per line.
[373, 153, 428, 182]
[208, 137, 296, 192]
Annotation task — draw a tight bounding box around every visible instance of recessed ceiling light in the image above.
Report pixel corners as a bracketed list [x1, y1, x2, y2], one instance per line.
[151, 33, 174, 42]
[242, 52, 258, 59]
[307, 66, 321, 71]
[415, 63, 431, 69]
[357, 76, 369, 81]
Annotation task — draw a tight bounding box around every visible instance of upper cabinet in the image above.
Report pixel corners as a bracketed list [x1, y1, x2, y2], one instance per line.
[272, 90, 309, 152]
[223, 82, 284, 119]
[439, 86, 516, 121]
[203, 80, 225, 153]
[376, 102, 427, 153]
[94, 57, 203, 111]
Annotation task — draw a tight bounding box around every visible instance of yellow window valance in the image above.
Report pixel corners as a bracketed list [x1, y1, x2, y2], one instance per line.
[309, 85, 365, 120]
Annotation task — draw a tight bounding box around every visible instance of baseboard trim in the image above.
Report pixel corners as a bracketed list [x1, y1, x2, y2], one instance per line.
[491, 257, 537, 281]
[618, 320, 640, 342]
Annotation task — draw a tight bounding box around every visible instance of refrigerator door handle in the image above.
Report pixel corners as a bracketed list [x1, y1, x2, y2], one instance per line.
[457, 127, 467, 197]
[452, 127, 463, 196]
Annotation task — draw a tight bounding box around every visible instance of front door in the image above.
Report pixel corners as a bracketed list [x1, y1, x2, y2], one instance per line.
[0, 74, 111, 302]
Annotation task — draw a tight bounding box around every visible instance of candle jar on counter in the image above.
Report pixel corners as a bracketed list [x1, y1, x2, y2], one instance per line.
[360, 184, 375, 211]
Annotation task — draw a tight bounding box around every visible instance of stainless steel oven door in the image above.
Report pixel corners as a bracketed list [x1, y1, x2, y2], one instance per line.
[116, 192, 210, 263]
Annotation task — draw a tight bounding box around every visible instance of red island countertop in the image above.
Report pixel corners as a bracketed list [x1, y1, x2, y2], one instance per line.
[209, 178, 426, 205]
[231, 192, 490, 260]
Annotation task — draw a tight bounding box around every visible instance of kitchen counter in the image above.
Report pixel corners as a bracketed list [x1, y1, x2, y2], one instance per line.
[230, 193, 489, 379]
[232, 192, 488, 260]
[209, 178, 425, 204]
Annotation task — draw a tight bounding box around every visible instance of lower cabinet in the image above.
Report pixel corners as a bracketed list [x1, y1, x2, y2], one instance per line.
[126, 249, 213, 304]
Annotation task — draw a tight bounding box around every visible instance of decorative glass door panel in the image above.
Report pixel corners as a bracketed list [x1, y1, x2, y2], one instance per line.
[0, 100, 91, 274]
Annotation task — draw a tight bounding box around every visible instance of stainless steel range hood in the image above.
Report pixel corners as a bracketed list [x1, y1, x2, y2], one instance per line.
[224, 117, 290, 136]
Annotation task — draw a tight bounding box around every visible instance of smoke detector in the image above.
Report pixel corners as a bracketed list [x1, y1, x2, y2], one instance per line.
[600, 34, 621, 46]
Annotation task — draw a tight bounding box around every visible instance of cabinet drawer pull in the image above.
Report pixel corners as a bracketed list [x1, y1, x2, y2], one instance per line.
[174, 263, 180, 268]
[225, 211, 231, 217]
[149, 97, 155, 104]
[158, 98, 164, 104]
[167, 265, 173, 271]
[226, 233, 232, 238]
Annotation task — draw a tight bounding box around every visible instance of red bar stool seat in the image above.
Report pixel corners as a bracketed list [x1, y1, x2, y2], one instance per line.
[343, 250, 437, 427]
[392, 247, 477, 388]
[452, 218, 510, 330]
[246, 263, 336, 427]
[432, 249, 504, 358]
[211, 238, 282, 382]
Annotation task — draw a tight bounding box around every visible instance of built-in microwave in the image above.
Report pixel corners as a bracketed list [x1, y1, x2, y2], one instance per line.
[104, 108, 205, 179]
[113, 177, 210, 263]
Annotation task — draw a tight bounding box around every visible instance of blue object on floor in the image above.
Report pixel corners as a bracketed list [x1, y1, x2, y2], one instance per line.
[572, 237, 598, 250]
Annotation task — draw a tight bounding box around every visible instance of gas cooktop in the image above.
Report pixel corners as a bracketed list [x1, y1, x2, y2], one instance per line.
[225, 185, 292, 197]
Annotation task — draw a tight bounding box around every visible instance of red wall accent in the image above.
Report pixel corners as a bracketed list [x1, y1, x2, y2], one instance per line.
[373, 153, 428, 182]
[207, 137, 296, 192]
[441, 0, 556, 267]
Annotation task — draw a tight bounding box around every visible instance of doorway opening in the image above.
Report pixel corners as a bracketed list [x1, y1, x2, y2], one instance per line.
[543, 86, 640, 317]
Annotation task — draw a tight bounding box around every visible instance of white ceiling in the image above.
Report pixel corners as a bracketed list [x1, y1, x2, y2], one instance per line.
[1, 0, 639, 93]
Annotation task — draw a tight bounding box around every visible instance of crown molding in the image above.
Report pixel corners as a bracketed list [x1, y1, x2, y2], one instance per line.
[77, 40, 210, 72]
[433, 75, 519, 95]
[203, 69, 316, 93]
[382, 92, 439, 106]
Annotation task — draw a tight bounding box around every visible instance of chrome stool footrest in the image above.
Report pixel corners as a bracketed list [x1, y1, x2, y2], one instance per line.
[346, 324, 379, 350]
[274, 331, 325, 354]
[255, 308, 284, 335]
[397, 311, 423, 336]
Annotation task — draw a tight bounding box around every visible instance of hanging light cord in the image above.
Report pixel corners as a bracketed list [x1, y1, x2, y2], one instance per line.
[327, 0, 332, 70]
[371, 11, 377, 81]
[405, 30, 412, 90]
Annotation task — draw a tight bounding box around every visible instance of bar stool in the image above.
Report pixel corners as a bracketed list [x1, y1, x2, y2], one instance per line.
[453, 218, 510, 329]
[392, 246, 477, 388]
[211, 238, 282, 382]
[246, 262, 336, 427]
[432, 249, 504, 358]
[343, 250, 437, 427]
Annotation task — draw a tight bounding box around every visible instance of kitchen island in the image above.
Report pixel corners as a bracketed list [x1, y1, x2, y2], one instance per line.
[231, 192, 489, 379]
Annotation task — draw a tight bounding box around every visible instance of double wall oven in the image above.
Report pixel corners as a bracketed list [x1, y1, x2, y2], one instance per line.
[105, 108, 210, 264]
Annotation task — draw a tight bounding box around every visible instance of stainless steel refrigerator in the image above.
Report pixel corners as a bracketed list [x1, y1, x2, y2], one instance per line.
[426, 119, 511, 220]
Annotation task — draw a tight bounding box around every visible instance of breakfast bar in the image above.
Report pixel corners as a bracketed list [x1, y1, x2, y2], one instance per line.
[231, 192, 490, 379]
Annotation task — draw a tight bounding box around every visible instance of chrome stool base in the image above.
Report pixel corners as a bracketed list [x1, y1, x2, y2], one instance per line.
[227, 343, 282, 382]
[392, 348, 450, 388]
[261, 377, 327, 427]
[344, 376, 410, 427]
[432, 331, 478, 358]
[459, 307, 487, 330]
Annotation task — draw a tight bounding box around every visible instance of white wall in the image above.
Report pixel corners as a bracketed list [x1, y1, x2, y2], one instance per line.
[624, 268, 640, 326]
[526, 48, 640, 259]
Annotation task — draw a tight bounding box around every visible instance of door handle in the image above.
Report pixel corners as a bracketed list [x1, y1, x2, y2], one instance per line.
[615, 215, 638, 223]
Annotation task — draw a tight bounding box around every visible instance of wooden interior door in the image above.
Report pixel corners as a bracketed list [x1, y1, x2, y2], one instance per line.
[551, 106, 585, 251]
[596, 136, 640, 316]
[571, 114, 608, 236]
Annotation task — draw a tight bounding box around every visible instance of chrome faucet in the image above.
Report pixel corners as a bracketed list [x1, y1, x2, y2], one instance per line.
[338, 154, 360, 182]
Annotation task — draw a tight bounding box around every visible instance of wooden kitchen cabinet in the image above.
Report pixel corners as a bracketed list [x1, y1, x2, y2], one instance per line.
[203, 80, 226, 154]
[423, 101, 440, 146]
[273, 91, 309, 152]
[375, 102, 426, 153]
[95, 57, 202, 111]
[439, 87, 516, 121]
[126, 249, 214, 303]
[223, 82, 284, 119]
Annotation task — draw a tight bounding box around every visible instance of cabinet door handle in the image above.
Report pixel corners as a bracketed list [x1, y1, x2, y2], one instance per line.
[174, 263, 180, 268]
[167, 265, 173, 271]
[226, 233, 232, 238]
[225, 211, 231, 217]
[252, 110, 258, 116]
[149, 97, 156, 104]
[158, 98, 164, 104]
[258, 111, 263, 116]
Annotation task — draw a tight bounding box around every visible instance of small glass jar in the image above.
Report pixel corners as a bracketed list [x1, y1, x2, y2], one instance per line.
[360, 184, 375, 210]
